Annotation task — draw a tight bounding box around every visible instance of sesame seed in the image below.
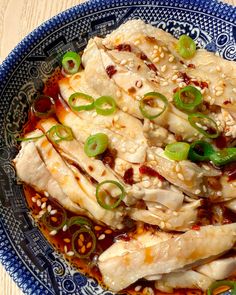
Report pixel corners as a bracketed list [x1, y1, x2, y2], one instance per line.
[172, 74, 178, 81]
[36, 200, 41, 207]
[153, 57, 160, 63]
[32, 197, 36, 203]
[161, 65, 167, 72]
[114, 115, 119, 122]
[39, 210, 45, 217]
[154, 45, 159, 49]
[136, 95, 142, 101]
[142, 180, 151, 188]
[157, 181, 162, 188]
[41, 202, 46, 209]
[203, 164, 210, 171]
[203, 185, 207, 192]
[62, 224, 68, 232]
[98, 234, 105, 240]
[67, 251, 75, 257]
[195, 189, 201, 194]
[50, 209, 57, 215]
[49, 230, 57, 236]
[148, 153, 155, 161]
[172, 65, 178, 70]
[135, 285, 142, 292]
[225, 131, 232, 137]
[92, 112, 97, 118]
[215, 91, 223, 96]
[64, 245, 68, 253]
[47, 205, 52, 213]
[136, 80, 143, 88]
[221, 73, 226, 78]
[120, 59, 127, 65]
[175, 164, 180, 172]
[217, 191, 222, 196]
[160, 221, 165, 228]
[163, 46, 168, 52]
[168, 55, 174, 62]
[173, 211, 178, 216]
[143, 287, 154, 295]
[177, 173, 184, 181]
[216, 66, 221, 72]
[122, 106, 128, 112]
[160, 52, 165, 58]
[44, 191, 49, 197]
[161, 81, 169, 86]
[116, 90, 121, 97]
[232, 88, 236, 94]
[134, 40, 140, 45]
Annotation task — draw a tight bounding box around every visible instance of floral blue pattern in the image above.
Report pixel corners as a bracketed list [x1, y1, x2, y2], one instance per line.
[0, 0, 235, 294]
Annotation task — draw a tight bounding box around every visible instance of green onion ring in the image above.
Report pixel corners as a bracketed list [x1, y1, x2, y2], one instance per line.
[42, 209, 67, 231]
[96, 180, 126, 210]
[164, 142, 190, 161]
[62, 51, 81, 75]
[188, 113, 220, 139]
[48, 125, 74, 143]
[67, 216, 92, 228]
[177, 35, 196, 59]
[139, 92, 168, 120]
[72, 228, 96, 259]
[17, 134, 45, 142]
[188, 140, 215, 162]
[209, 148, 236, 166]
[84, 133, 108, 157]
[207, 280, 236, 295]
[68, 92, 94, 112]
[94, 96, 116, 116]
[174, 85, 202, 112]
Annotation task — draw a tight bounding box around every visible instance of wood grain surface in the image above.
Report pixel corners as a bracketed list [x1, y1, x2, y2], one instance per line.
[0, 0, 235, 294]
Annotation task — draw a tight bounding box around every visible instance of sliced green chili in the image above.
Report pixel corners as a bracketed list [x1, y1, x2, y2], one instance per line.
[188, 140, 215, 162]
[210, 148, 236, 166]
[188, 113, 220, 139]
[62, 51, 81, 74]
[48, 125, 74, 143]
[139, 92, 168, 120]
[67, 216, 92, 228]
[68, 92, 94, 112]
[207, 280, 236, 295]
[96, 180, 126, 210]
[17, 134, 45, 142]
[177, 35, 196, 59]
[42, 209, 67, 231]
[94, 96, 116, 116]
[164, 142, 190, 161]
[72, 227, 97, 259]
[84, 133, 108, 157]
[174, 85, 202, 112]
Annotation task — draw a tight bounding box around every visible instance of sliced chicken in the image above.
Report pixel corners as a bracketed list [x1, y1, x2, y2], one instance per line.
[196, 256, 236, 280]
[154, 270, 214, 292]
[98, 223, 236, 291]
[14, 141, 83, 214]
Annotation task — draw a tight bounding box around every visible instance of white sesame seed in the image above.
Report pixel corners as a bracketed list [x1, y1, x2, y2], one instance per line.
[232, 88, 236, 94]
[217, 191, 222, 196]
[41, 202, 46, 209]
[176, 78, 183, 83]
[32, 197, 36, 203]
[49, 230, 57, 236]
[172, 74, 178, 81]
[143, 287, 154, 295]
[161, 81, 169, 86]
[195, 189, 201, 195]
[177, 173, 184, 181]
[203, 164, 210, 171]
[92, 112, 97, 118]
[39, 210, 45, 217]
[160, 52, 165, 58]
[120, 59, 127, 65]
[161, 65, 167, 73]
[64, 245, 68, 253]
[215, 91, 223, 97]
[136, 95, 142, 101]
[98, 234, 105, 240]
[67, 251, 75, 257]
[168, 55, 174, 62]
[175, 164, 180, 172]
[148, 153, 155, 161]
[157, 181, 163, 188]
[135, 285, 142, 292]
[142, 180, 151, 188]
[50, 209, 57, 215]
[225, 131, 232, 137]
[122, 106, 128, 112]
[47, 205, 52, 213]
[134, 40, 140, 45]
[44, 191, 49, 197]
[160, 221, 165, 228]
[153, 57, 160, 63]
[36, 200, 41, 207]
[203, 185, 207, 192]
[154, 45, 159, 49]
[216, 66, 221, 72]
[114, 115, 119, 122]
[172, 65, 178, 70]
[116, 90, 121, 98]
[173, 211, 178, 216]
[62, 224, 68, 232]
[136, 80, 143, 88]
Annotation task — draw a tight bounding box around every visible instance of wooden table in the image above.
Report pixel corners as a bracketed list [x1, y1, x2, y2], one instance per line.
[0, 0, 235, 294]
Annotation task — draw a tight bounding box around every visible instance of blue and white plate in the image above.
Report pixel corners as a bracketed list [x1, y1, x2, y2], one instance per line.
[0, 0, 235, 294]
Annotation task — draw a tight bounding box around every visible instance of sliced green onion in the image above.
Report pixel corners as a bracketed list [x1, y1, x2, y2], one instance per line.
[62, 51, 81, 75]
[17, 134, 45, 142]
[84, 133, 108, 157]
[210, 148, 236, 166]
[94, 96, 116, 116]
[207, 280, 236, 295]
[42, 209, 67, 231]
[72, 228, 96, 258]
[68, 92, 94, 112]
[31, 95, 55, 118]
[48, 125, 73, 143]
[164, 142, 190, 161]
[188, 140, 215, 162]
[188, 113, 220, 139]
[139, 92, 168, 120]
[96, 180, 126, 210]
[177, 35, 196, 59]
[67, 216, 92, 228]
[174, 85, 202, 112]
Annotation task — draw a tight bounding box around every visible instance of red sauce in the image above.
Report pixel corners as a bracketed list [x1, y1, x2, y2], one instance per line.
[223, 100, 231, 105]
[179, 72, 191, 85]
[105, 65, 117, 78]
[187, 63, 196, 69]
[140, 53, 148, 60]
[224, 162, 236, 182]
[147, 63, 157, 72]
[115, 44, 132, 52]
[124, 168, 134, 185]
[99, 148, 117, 169]
[214, 134, 228, 149]
[139, 165, 165, 181]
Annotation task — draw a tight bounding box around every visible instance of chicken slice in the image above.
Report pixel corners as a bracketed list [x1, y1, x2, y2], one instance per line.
[14, 141, 83, 214]
[129, 200, 201, 231]
[154, 270, 214, 293]
[98, 223, 236, 291]
[196, 256, 236, 280]
[28, 129, 124, 229]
